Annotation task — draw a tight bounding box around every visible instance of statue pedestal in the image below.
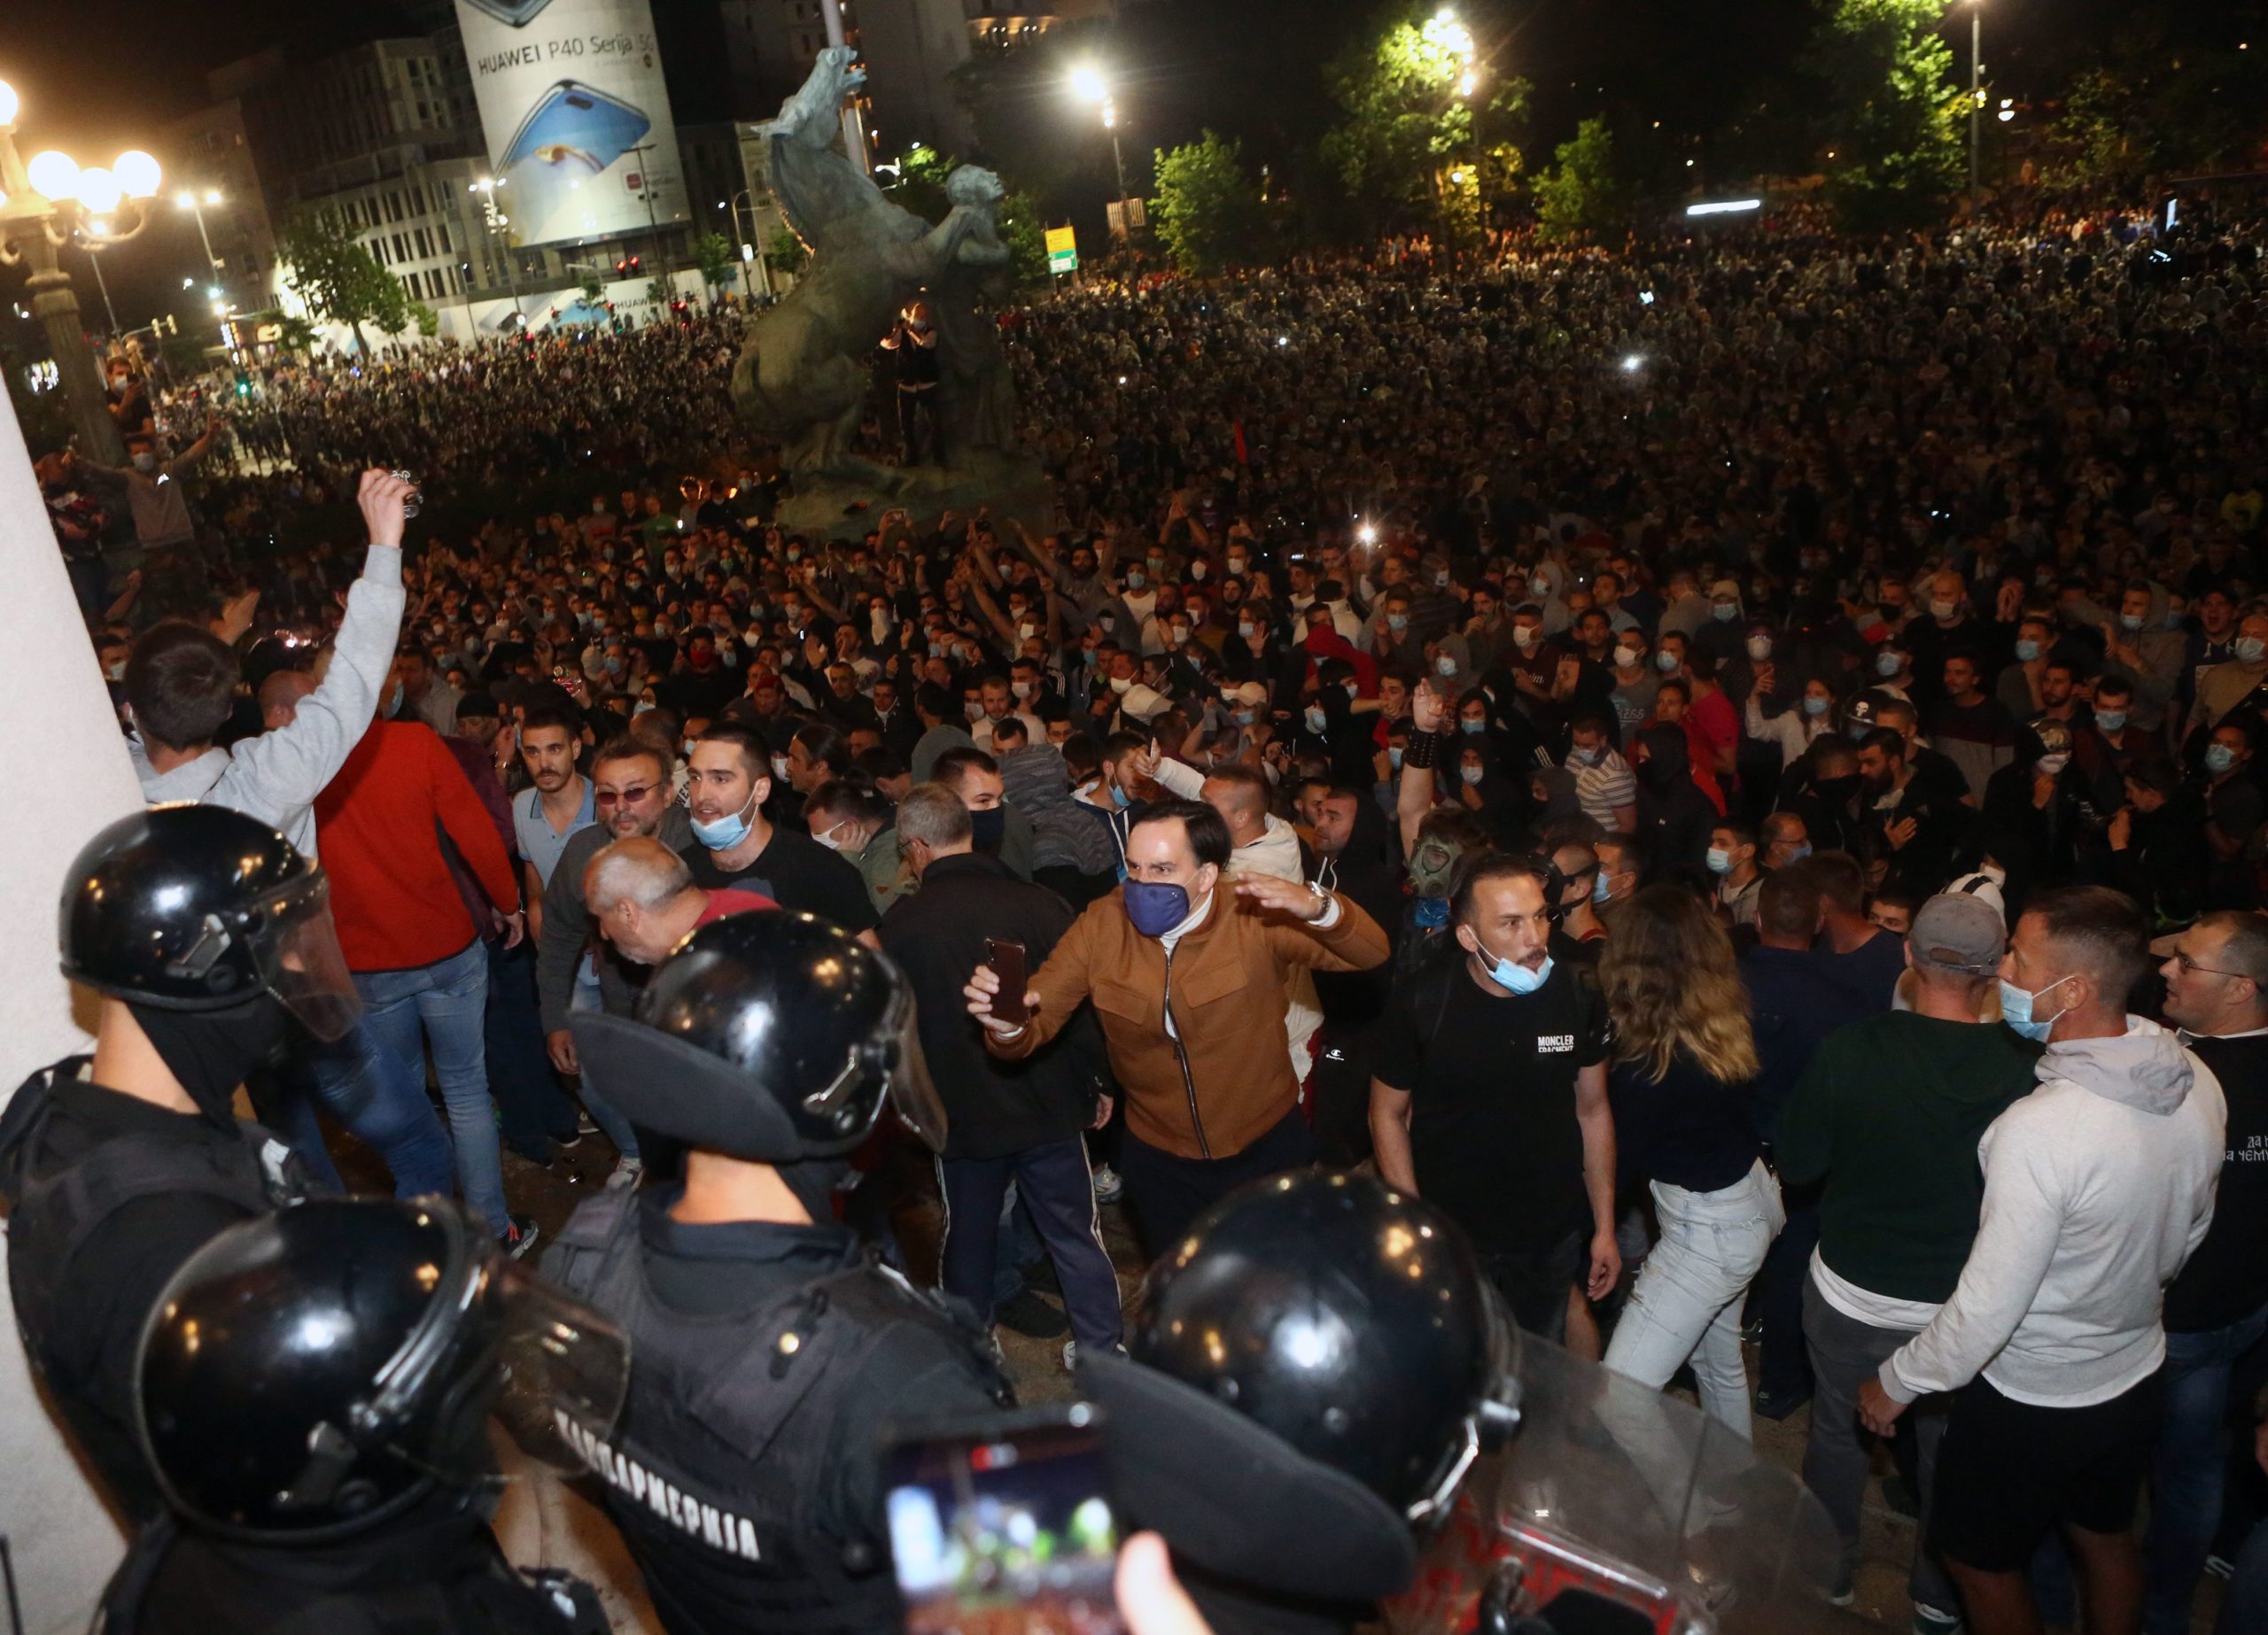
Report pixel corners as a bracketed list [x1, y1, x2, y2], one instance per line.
[774, 452, 1056, 543]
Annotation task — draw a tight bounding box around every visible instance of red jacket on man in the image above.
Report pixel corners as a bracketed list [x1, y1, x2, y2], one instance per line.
[315, 721, 521, 972]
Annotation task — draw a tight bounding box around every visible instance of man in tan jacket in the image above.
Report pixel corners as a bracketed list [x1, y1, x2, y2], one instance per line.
[967, 797, 1389, 1252]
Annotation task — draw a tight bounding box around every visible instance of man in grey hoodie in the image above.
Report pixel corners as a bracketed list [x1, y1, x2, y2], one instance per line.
[1860, 885, 2223, 1635]
[128, 470, 413, 858]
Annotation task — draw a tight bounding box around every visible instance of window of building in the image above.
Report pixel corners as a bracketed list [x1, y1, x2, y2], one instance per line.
[436, 222, 452, 253]
[415, 227, 431, 257]
[393, 233, 408, 262]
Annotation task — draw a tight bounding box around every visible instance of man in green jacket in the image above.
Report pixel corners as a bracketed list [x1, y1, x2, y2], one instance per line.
[1775, 891, 2041, 1626]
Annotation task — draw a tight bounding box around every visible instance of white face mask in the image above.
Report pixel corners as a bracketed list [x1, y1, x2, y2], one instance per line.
[1612, 647, 1642, 670]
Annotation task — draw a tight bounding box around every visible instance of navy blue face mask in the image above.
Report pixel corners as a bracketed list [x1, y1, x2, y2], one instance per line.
[969, 806, 1006, 851]
[1123, 879, 1192, 937]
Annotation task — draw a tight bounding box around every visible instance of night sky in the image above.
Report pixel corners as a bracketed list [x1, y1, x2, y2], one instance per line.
[0, 0, 2255, 340]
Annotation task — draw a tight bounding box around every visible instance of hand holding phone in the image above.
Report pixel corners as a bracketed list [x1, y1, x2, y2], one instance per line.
[985, 939, 1030, 1027]
[887, 1406, 1122, 1635]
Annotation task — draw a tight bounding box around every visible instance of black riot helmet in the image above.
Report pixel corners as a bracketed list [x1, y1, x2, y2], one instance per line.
[136, 1197, 628, 1545]
[1081, 1174, 1519, 1604]
[59, 803, 361, 1042]
[569, 908, 947, 1161]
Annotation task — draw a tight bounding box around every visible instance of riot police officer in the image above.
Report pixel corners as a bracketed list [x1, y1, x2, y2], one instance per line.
[547, 908, 1012, 1633]
[0, 803, 361, 1521]
[99, 1196, 623, 1632]
[1081, 1170, 1520, 1635]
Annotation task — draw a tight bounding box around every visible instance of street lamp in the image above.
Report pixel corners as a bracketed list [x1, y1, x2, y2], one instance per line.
[0, 77, 160, 460]
[1967, 0, 1984, 207]
[1069, 64, 1131, 245]
[175, 187, 226, 291]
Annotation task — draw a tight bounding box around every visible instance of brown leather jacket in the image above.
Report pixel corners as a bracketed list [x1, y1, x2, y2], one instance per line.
[988, 886, 1390, 1159]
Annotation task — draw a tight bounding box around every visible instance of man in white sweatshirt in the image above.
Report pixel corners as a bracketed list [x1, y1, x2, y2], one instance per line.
[129, 469, 414, 858]
[1860, 884, 2224, 1635]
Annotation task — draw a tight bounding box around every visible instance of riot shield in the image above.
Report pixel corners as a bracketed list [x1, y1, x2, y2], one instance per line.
[1384, 1336, 1851, 1635]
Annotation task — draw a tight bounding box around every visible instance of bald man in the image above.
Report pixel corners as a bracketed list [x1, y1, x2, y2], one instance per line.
[259, 669, 318, 730]
[584, 835, 777, 966]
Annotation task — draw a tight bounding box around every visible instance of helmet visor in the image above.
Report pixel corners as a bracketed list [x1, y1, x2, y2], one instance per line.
[486, 1256, 632, 1473]
[885, 1003, 950, 1154]
[266, 884, 362, 1042]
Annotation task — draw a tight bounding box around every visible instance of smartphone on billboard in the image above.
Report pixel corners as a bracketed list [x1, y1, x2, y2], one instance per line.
[984, 939, 1029, 1027]
[501, 80, 652, 177]
[885, 1406, 1122, 1635]
[461, 0, 555, 26]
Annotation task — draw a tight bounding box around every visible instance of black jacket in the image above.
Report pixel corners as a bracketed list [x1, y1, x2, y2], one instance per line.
[877, 852, 1107, 1159]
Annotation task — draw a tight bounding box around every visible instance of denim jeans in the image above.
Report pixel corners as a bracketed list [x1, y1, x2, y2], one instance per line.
[1604, 1158, 1783, 1440]
[569, 977, 641, 1162]
[322, 940, 509, 1236]
[939, 1136, 1124, 1352]
[2144, 1301, 2268, 1635]
[1800, 1270, 1958, 1611]
[486, 936, 578, 1157]
[308, 1012, 455, 1207]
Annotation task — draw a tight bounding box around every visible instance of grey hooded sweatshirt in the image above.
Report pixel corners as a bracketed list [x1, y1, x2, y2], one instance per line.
[1883, 1016, 2224, 1408]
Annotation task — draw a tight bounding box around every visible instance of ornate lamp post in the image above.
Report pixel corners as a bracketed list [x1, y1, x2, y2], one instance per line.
[0, 75, 162, 462]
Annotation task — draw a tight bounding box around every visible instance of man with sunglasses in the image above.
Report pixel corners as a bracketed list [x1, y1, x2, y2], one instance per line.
[536, 737, 694, 1188]
[2146, 912, 2268, 1634]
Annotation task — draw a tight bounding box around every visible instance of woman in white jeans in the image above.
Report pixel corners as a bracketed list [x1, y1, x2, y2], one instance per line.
[1598, 886, 1784, 1439]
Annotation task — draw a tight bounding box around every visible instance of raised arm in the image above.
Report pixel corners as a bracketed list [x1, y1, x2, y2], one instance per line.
[221, 470, 409, 809]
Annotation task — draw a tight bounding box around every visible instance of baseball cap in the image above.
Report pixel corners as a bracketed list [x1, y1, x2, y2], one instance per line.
[1708, 578, 1741, 601]
[1225, 681, 1269, 708]
[1909, 892, 2005, 974]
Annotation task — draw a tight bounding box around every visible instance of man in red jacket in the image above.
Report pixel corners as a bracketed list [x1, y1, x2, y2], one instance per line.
[313, 709, 534, 1253]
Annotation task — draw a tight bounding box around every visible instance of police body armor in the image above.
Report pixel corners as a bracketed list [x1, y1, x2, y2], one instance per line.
[546, 1189, 1009, 1635]
[0, 1058, 303, 1510]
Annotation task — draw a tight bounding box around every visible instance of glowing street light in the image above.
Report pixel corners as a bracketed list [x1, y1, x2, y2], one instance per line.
[0, 75, 162, 457]
[1068, 64, 1131, 244]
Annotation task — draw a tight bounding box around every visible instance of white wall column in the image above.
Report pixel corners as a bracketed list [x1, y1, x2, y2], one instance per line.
[0, 384, 144, 1631]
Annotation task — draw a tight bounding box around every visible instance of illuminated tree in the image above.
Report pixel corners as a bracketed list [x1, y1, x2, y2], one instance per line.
[1532, 118, 1627, 243]
[1322, 2, 1529, 238]
[1153, 132, 1264, 275]
[1804, 0, 1964, 229]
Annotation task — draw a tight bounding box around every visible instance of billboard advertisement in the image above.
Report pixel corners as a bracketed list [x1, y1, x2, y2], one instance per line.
[454, 0, 688, 248]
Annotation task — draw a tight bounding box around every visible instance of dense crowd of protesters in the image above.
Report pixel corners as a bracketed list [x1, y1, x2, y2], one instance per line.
[40, 185, 2268, 1634]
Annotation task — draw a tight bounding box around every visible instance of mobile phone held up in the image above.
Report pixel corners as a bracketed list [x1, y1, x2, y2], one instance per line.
[985, 939, 1029, 1027]
[886, 1405, 1122, 1635]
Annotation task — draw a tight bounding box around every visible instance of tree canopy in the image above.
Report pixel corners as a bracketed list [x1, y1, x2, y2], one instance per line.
[1152, 131, 1265, 275]
[278, 210, 403, 354]
[1803, 0, 1966, 229]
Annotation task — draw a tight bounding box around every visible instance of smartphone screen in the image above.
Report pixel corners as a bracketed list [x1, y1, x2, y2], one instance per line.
[985, 939, 1029, 1027]
[886, 1410, 1122, 1635]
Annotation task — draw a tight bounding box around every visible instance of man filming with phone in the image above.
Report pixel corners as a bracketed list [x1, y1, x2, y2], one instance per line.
[966, 798, 1391, 1253]
[880, 784, 1123, 1363]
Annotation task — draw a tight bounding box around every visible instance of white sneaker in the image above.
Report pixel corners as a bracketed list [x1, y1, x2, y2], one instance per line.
[1091, 1163, 1123, 1204]
[604, 1156, 644, 1192]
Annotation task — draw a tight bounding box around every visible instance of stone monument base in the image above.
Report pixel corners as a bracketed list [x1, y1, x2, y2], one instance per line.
[774, 452, 1056, 543]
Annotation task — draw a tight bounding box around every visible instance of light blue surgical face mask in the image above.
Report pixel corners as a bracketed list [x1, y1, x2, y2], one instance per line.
[2207, 743, 2238, 774]
[2000, 973, 2074, 1042]
[1388, 747, 1403, 769]
[386, 681, 404, 718]
[2015, 639, 2041, 662]
[1654, 649, 1679, 672]
[1712, 602, 1738, 622]
[1876, 650, 1903, 678]
[2119, 612, 2145, 632]
[690, 787, 759, 850]
[1803, 694, 1830, 717]
[1461, 718, 1486, 735]
[1592, 872, 1612, 904]
[2095, 709, 2127, 732]
[1473, 934, 1551, 996]
[1705, 847, 1732, 874]
[1305, 705, 1328, 733]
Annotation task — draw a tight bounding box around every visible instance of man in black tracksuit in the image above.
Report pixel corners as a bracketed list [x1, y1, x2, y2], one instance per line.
[878, 782, 1123, 1353]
